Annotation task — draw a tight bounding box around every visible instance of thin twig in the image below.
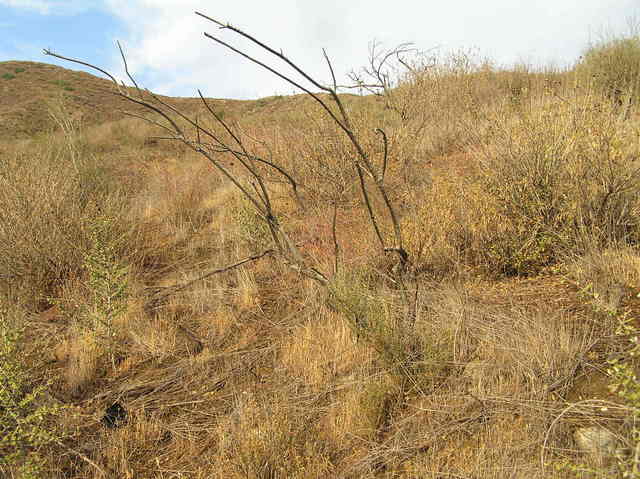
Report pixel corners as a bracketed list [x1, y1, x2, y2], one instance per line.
[147, 250, 275, 311]
[117, 40, 142, 96]
[43, 49, 184, 136]
[323, 48, 338, 90]
[43, 48, 120, 87]
[332, 200, 340, 275]
[375, 127, 389, 181]
[56, 440, 107, 477]
[196, 12, 406, 260]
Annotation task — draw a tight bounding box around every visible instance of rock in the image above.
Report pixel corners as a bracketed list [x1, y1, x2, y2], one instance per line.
[101, 402, 128, 429]
[574, 426, 619, 466]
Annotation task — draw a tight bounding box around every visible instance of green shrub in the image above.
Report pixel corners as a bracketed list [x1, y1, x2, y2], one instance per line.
[555, 270, 640, 478]
[607, 309, 640, 477]
[2, 73, 16, 80]
[232, 198, 272, 247]
[14, 68, 26, 74]
[0, 305, 64, 478]
[81, 216, 130, 366]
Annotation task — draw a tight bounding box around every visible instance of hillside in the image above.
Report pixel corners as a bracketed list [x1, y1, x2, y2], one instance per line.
[0, 60, 371, 140]
[1, 41, 640, 479]
[0, 60, 270, 138]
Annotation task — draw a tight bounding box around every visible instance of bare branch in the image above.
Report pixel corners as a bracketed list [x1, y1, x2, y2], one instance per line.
[46, 13, 412, 293]
[120, 110, 177, 136]
[117, 40, 142, 97]
[44, 48, 185, 136]
[43, 48, 120, 89]
[197, 90, 276, 214]
[124, 93, 184, 136]
[375, 128, 389, 181]
[196, 11, 333, 94]
[356, 164, 386, 249]
[332, 200, 340, 275]
[146, 249, 275, 311]
[200, 31, 349, 134]
[323, 48, 338, 90]
[195, 11, 405, 260]
[195, 145, 268, 217]
[198, 90, 245, 150]
[229, 148, 302, 207]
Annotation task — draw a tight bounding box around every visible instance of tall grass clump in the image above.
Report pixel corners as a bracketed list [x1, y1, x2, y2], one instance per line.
[0, 106, 133, 307]
[327, 268, 449, 391]
[576, 29, 640, 105]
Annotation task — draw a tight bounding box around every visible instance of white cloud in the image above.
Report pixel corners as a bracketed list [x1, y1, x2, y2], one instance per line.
[0, 0, 99, 15]
[100, 0, 639, 99]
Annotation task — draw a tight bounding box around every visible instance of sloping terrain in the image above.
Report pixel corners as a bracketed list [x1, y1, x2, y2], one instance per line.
[1, 45, 640, 479]
[0, 60, 265, 138]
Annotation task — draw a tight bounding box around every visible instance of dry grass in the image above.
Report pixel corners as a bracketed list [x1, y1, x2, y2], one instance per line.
[2, 34, 640, 478]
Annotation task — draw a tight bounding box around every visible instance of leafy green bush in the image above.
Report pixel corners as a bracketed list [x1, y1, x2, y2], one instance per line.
[81, 216, 130, 336]
[2, 73, 16, 80]
[607, 309, 640, 477]
[0, 306, 63, 478]
[14, 68, 26, 74]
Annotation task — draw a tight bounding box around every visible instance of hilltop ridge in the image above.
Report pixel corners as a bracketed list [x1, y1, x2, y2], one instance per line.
[0, 60, 269, 138]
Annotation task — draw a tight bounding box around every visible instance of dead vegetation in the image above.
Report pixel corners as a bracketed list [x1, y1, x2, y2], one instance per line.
[1, 13, 640, 479]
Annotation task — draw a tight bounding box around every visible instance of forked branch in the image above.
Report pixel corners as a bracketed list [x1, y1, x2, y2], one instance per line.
[44, 10, 411, 286]
[194, 11, 408, 266]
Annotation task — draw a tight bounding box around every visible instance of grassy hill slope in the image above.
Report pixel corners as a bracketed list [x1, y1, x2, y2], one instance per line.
[1, 35, 640, 478]
[0, 60, 274, 139]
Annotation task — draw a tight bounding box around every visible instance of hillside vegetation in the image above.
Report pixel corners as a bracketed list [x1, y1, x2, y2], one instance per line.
[1, 27, 640, 479]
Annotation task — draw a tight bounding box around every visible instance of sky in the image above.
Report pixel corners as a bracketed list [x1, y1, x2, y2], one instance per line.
[0, 0, 638, 99]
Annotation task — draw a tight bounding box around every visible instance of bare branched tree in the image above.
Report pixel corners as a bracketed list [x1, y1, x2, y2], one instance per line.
[43, 11, 412, 303]
[348, 41, 437, 121]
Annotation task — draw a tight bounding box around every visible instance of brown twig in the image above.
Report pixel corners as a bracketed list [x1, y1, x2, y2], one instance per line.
[146, 249, 275, 311]
[195, 13, 408, 264]
[56, 440, 107, 477]
[375, 127, 389, 181]
[332, 200, 340, 275]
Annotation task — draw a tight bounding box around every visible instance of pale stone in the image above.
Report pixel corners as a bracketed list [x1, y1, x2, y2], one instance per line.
[574, 426, 619, 466]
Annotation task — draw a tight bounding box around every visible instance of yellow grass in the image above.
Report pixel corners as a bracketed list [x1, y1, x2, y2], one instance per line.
[2, 36, 640, 478]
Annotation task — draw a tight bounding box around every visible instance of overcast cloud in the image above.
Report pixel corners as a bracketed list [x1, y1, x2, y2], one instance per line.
[102, 0, 639, 99]
[2, 0, 639, 98]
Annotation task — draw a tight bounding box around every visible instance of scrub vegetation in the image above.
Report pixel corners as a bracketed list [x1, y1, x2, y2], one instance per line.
[1, 16, 640, 478]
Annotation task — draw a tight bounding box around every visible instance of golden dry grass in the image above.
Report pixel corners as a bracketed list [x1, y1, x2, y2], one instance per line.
[2, 41, 640, 478]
